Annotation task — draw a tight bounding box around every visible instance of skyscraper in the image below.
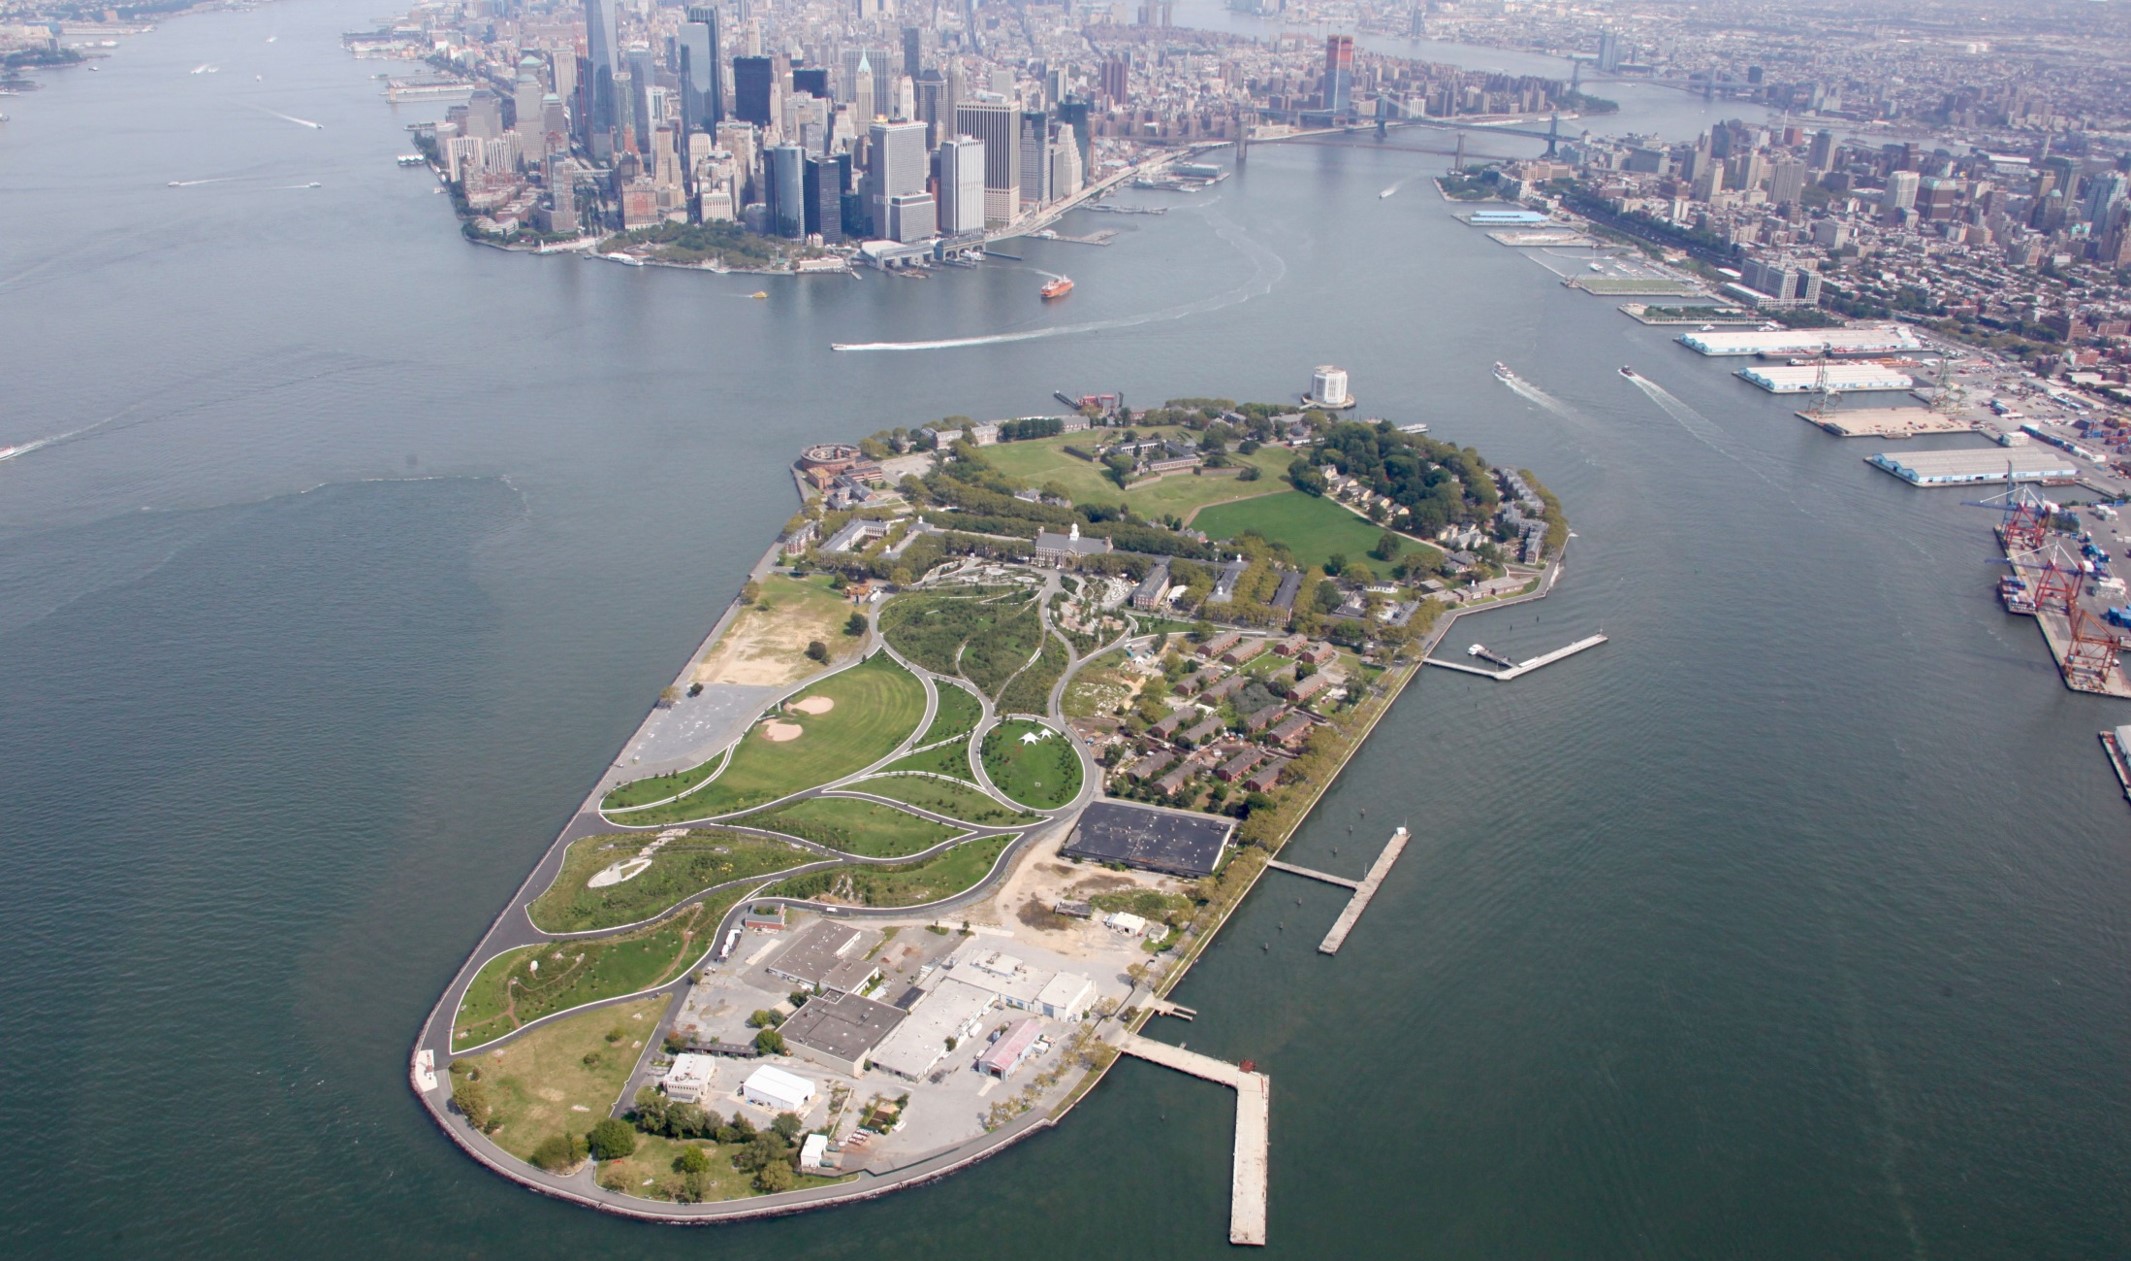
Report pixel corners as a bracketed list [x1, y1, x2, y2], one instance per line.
[1018, 110, 1050, 208]
[1596, 29, 1622, 74]
[955, 100, 1020, 225]
[2084, 171, 2127, 227]
[767, 143, 806, 238]
[583, 0, 620, 145]
[938, 135, 986, 235]
[1323, 35, 1354, 116]
[732, 56, 775, 126]
[804, 153, 845, 243]
[1807, 128, 1836, 173]
[1883, 169, 1920, 216]
[679, 7, 723, 134]
[867, 118, 928, 238]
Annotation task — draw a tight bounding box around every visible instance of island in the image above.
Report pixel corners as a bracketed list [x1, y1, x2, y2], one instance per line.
[411, 397, 1573, 1239]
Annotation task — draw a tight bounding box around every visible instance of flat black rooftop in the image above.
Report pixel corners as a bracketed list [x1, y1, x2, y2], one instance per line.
[1063, 800, 1236, 878]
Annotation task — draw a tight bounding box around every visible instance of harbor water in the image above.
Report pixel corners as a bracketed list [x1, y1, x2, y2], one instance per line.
[1, 3, 2125, 1257]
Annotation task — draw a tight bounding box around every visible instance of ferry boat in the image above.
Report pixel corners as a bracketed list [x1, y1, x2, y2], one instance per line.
[1040, 276, 1074, 300]
[1492, 362, 1514, 381]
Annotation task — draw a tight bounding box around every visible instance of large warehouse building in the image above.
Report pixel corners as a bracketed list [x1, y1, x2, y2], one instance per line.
[1062, 800, 1236, 877]
[1866, 448, 2082, 487]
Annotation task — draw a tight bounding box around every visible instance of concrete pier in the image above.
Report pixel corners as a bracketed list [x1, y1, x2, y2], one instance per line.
[1425, 633, 1607, 681]
[1117, 1034, 1270, 1246]
[1264, 860, 1360, 889]
[1317, 827, 1409, 955]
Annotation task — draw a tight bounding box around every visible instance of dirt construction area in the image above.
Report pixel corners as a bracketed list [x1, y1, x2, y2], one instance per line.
[695, 574, 860, 687]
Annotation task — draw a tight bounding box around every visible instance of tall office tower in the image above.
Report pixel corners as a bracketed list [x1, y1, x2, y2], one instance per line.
[546, 156, 577, 228]
[767, 144, 806, 238]
[1018, 110, 1050, 207]
[803, 153, 844, 242]
[1807, 128, 1836, 173]
[512, 57, 545, 147]
[679, 7, 723, 134]
[955, 100, 1019, 224]
[1708, 121, 1733, 159]
[2084, 171, 2126, 226]
[610, 69, 634, 151]
[1054, 98, 1091, 170]
[853, 52, 876, 122]
[627, 47, 657, 154]
[1323, 35, 1354, 116]
[1050, 123, 1082, 198]
[466, 89, 504, 139]
[791, 66, 830, 101]
[938, 135, 985, 234]
[894, 75, 915, 121]
[541, 94, 568, 155]
[944, 61, 966, 125]
[1596, 29, 1621, 74]
[733, 56, 775, 125]
[1768, 156, 1806, 206]
[583, 0, 620, 146]
[1100, 53, 1129, 104]
[867, 118, 928, 236]
[886, 192, 935, 244]
[902, 25, 923, 77]
[915, 69, 945, 141]
[549, 53, 576, 113]
[1883, 169, 1920, 215]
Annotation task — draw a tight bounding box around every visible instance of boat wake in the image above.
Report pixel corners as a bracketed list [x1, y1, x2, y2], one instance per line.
[0, 403, 146, 465]
[833, 209, 1283, 352]
[1500, 374, 1592, 429]
[250, 104, 324, 130]
[1623, 371, 1730, 447]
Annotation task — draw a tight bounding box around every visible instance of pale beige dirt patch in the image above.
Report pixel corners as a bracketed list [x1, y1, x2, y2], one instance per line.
[760, 721, 805, 742]
[695, 598, 852, 687]
[790, 696, 837, 715]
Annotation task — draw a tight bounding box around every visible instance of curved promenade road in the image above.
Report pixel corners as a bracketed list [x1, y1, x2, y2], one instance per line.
[410, 577, 1108, 1221]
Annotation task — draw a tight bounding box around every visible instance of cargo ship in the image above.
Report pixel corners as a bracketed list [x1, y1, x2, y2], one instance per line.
[1492, 362, 1514, 381]
[1040, 276, 1074, 300]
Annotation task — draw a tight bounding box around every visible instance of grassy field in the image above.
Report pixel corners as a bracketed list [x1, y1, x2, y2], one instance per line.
[452, 894, 736, 1051]
[879, 589, 1044, 700]
[470, 996, 666, 1162]
[1193, 490, 1396, 574]
[528, 830, 813, 934]
[847, 774, 1039, 826]
[763, 834, 1011, 908]
[599, 750, 728, 811]
[593, 1131, 853, 1203]
[878, 736, 977, 781]
[737, 795, 960, 858]
[605, 653, 925, 822]
[980, 719, 1084, 810]
[979, 431, 1294, 518]
[996, 633, 1069, 717]
[916, 680, 983, 745]
[695, 572, 862, 687]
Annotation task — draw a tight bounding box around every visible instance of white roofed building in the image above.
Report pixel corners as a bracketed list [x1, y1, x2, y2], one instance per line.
[662, 1052, 717, 1105]
[741, 1064, 818, 1114]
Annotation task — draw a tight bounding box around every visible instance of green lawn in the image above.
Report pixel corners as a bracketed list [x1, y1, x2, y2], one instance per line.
[879, 589, 1044, 700]
[763, 834, 1012, 908]
[878, 736, 978, 781]
[529, 830, 813, 934]
[917, 680, 983, 745]
[468, 996, 667, 1162]
[996, 633, 1069, 718]
[452, 894, 736, 1051]
[737, 795, 961, 858]
[979, 719, 1084, 810]
[847, 774, 1040, 826]
[1193, 490, 1400, 574]
[604, 653, 925, 823]
[978, 430, 1294, 518]
[593, 1131, 852, 1203]
[599, 750, 728, 811]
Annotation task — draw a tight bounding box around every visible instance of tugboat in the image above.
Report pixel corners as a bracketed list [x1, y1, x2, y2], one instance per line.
[1618, 365, 1638, 379]
[1040, 275, 1074, 300]
[1492, 362, 1515, 381]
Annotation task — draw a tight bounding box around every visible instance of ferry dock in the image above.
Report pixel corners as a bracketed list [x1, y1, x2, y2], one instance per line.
[1425, 634, 1608, 681]
[1115, 1034, 1270, 1246]
[1266, 826, 1412, 954]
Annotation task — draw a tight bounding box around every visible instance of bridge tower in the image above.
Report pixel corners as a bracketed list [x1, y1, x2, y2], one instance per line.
[1546, 112, 1560, 158]
[1453, 132, 1465, 173]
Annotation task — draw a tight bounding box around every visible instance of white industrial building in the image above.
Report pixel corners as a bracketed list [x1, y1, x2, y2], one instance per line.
[1866, 448, 2081, 487]
[867, 977, 998, 1080]
[741, 1064, 818, 1114]
[1735, 364, 1916, 394]
[1676, 325, 1923, 357]
[943, 942, 1096, 1020]
[661, 1052, 717, 1105]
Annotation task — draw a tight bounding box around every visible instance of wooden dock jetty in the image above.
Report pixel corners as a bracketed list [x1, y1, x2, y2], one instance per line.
[1424, 633, 1607, 681]
[1316, 826, 1408, 954]
[1266, 827, 1411, 954]
[1116, 1034, 1270, 1246]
